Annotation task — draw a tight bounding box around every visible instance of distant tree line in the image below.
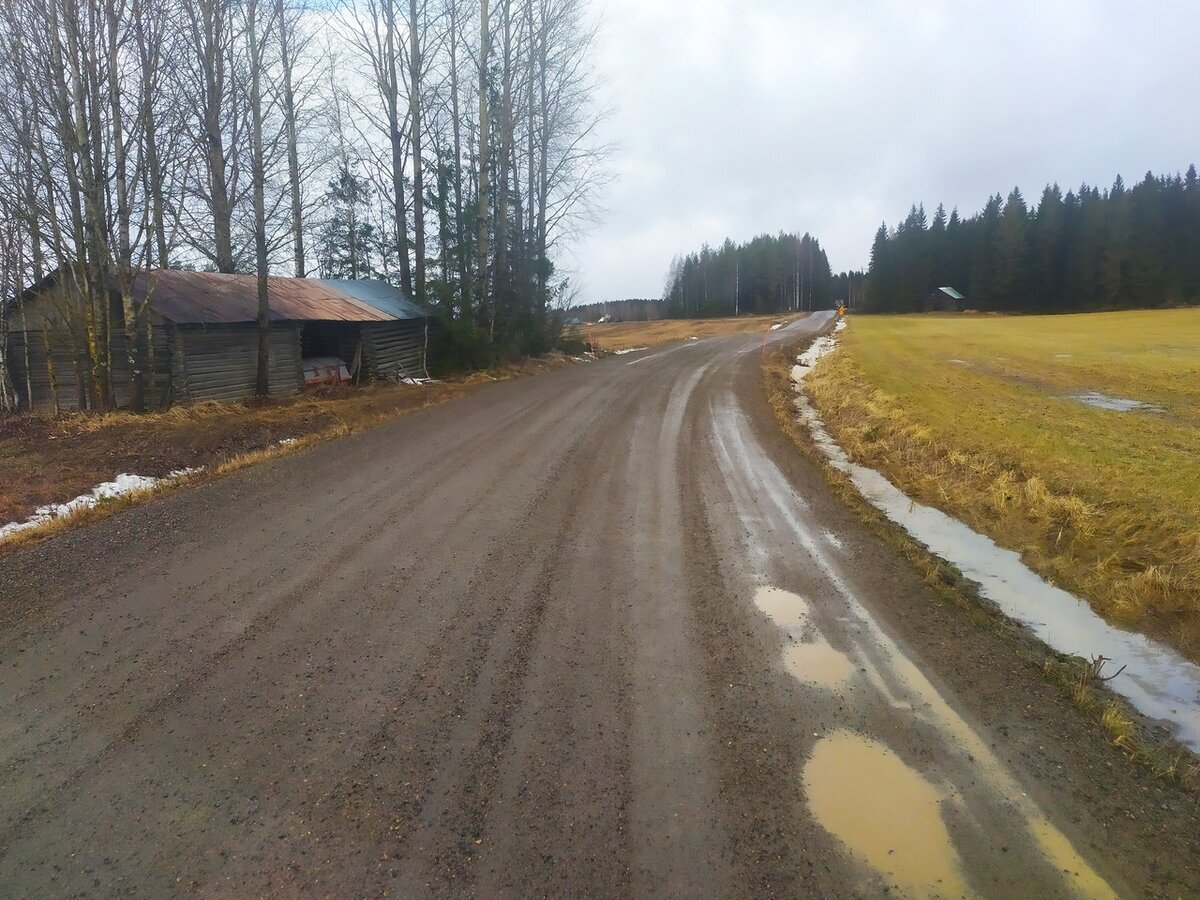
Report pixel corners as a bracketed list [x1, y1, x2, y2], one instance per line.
[0, 0, 609, 413]
[866, 166, 1200, 313]
[568, 298, 664, 323]
[664, 233, 833, 318]
[831, 270, 866, 308]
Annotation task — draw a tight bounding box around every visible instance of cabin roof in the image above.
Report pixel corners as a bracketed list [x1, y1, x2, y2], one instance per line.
[9, 269, 428, 325]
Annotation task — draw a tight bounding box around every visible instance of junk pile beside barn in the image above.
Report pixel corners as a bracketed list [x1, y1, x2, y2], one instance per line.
[4, 270, 430, 412]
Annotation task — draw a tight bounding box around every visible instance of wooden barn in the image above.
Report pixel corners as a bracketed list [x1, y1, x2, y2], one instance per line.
[4, 270, 430, 412]
[926, 286, 966, 312]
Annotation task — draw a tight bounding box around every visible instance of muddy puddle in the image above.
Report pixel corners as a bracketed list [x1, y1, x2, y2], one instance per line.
[793, 336, 1200, 751]
[783, 641, 856, 687]
[754, 586, 857, 690]
[804, 730, 967, 897]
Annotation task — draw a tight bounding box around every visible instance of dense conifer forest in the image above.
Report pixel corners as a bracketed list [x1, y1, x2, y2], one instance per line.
[663, 233, 833, 318]
[865, 166, 1200, 313]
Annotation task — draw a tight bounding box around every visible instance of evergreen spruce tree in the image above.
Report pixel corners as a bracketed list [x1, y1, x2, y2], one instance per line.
[318, 164, 381, 282]
[994, 188, 1030, 309]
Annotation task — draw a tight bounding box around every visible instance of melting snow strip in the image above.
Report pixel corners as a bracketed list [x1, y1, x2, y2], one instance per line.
[0, 469, 202, 540]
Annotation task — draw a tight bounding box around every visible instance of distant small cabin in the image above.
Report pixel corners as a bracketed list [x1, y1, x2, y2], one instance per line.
[926, 286, 965, 312]
[5, 270, 430, 412]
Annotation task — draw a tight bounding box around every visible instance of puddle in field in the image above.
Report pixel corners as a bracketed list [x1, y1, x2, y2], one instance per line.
[804, 730, 967, 898]
[1071, 391, 1162, 413]
[792, 339, 1200, 751]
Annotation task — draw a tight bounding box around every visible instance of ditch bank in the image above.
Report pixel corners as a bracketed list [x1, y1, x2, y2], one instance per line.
[764, 330, 1200, 786]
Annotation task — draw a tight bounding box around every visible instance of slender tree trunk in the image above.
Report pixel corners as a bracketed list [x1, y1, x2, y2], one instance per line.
[65, 2, 112, 409]
[247, 0, 271, 395]
[407, 0, 425, 304]
[134, 0, 169, 268]
[525, 0, 537, 305]
[384, 0, 413, 296]
[278, 0, 306, 276]
[477, 0, 491, 333]
[108, 0, 145, 411]
[535, 14, 548, 304]
[196, 0, 236, 273]
[447, 0, 469, 309]
[494, 0, 513, 300]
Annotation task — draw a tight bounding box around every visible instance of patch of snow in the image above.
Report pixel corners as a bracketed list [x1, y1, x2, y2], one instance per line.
[835, 319, 847, 332]
[770, 323, 784, 331]
[688, 336, 699, 341]
[279, 438, 299, 446]
[399, 376, 437, 385]
[612, 346, 650, 355]
[0, 468, 202, 540]
[790, 335, 839, 385]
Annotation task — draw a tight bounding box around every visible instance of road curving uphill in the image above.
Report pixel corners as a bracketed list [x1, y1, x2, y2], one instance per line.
[1, 312, 1197, 897]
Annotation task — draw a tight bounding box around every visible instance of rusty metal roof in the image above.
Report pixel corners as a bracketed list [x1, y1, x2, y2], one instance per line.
[133, 270, 424, 324]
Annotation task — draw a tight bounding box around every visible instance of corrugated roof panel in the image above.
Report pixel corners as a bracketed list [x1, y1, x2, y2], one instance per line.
[132, 271, 403, 324]
[938, 286, 966, 300]
[318, 279, 428, 320]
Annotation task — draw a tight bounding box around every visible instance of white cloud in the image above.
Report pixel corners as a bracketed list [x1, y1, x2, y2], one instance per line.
[569, 0, 1200, 301]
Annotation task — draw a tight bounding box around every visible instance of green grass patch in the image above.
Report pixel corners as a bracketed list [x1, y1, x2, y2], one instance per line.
[808, 309, 1200, 661]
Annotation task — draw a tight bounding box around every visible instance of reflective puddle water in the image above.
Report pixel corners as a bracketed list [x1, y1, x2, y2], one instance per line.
[1071, 390, 1163, 413]
[783, 641, 856, 688]
[804, 730, 967, 898]
[753, 585, 810, 631]
[1030, 820, 1122, 899]
[754, 586, 856, 689]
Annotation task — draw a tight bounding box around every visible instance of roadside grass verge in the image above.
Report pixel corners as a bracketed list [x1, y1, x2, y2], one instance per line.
[0, 354, 573, 550]
[807, 310, 1200, 663]
[763, 334, 1198, 790]
[583, 311, 808, 351]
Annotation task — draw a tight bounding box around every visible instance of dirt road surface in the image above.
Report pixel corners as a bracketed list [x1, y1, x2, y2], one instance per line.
[2, 312, 1198, 897]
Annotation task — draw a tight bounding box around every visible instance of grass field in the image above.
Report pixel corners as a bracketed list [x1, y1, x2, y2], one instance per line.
[807, 310, 1200, 661]
[581, 312, 806, 351]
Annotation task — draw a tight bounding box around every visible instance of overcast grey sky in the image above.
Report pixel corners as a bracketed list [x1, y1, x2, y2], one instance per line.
[565, 0, 1200, 302]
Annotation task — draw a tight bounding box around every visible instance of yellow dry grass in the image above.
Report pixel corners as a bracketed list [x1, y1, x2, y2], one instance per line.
[764, 340, 1197, 786]
[581, 312, 808, 351]
[807, 309, 1200, 661]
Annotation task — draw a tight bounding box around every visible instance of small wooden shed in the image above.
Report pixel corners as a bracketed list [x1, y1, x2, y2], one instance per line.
[5, 270, 430, 412]
[926, 286, 965, 312]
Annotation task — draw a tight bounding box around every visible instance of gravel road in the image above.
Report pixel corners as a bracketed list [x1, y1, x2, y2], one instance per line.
[1, 312, 1198, 897]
